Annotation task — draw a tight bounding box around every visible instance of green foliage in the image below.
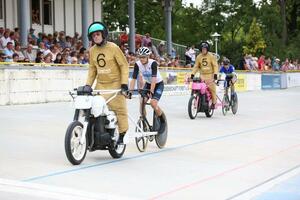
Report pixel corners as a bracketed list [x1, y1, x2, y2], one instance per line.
[102, 0, 300, 61]
[243, 18, 266, 56]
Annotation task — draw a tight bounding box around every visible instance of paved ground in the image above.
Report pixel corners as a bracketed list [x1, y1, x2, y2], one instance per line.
[1, 88, 300, 200]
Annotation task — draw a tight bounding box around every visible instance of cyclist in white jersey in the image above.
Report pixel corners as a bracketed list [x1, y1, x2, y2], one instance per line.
[129, 47, 165, 132]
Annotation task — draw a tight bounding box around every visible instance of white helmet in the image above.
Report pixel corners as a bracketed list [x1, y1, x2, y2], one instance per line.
[137, 47, 151, 56]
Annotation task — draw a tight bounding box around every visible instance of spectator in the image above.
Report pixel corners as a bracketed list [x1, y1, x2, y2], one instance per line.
[142, 33, 152, 47]
[119, 31, 128, 45]
[50, 45, 59, 61]
[264, 57, 272, 70]
[60, 53, 68, 64]
[272, 58, 281, 71]
[127, 52, 136, 66]
[53, 31, 58, 44]
[147, 42, 159, 58]
[188, 45, 196, 66]
[23, 44, 36, 62]
[44, 53, 52, 64]
[12, 53, 20, 62]
[65, 36, 72, 48]
[54, 53, 62, 64]
[157, 41, 165, 58]
[58, 31, 66, 48]
[245, 54, 253, 70]
[71, 56, 78, 64]
[35, 51, 44, 63]
[28, 28, 38, 41]
[281, 58, 291, 72]
[4, 42, 14, 62]
[0, 30, 12, 49]
[14, 43, 25, 61]
[14, 28, 20, 42]
[36, 32, 43, 45]
[135, 34, 142, 48]
[257, 55, 265, 71]
[0, 27, 4, 38]
[238, 54, 247, 70]
[185, 46, 192, 67]
[251, 57, 258, 70]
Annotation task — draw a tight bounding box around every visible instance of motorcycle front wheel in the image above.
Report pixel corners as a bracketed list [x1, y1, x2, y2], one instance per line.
[65, 121, 87, 165]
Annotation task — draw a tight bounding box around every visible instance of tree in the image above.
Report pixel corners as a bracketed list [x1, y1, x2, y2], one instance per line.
[243, 18, 266, 56]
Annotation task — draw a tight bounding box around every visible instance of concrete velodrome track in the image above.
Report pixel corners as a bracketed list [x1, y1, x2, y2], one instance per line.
[1, 88, 300, 200]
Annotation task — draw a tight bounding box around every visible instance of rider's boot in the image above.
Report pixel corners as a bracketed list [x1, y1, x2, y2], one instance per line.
[117, 133, 125, 145]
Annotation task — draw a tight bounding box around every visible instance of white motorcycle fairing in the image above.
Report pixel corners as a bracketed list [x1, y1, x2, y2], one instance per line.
[74, 95, 110, 118]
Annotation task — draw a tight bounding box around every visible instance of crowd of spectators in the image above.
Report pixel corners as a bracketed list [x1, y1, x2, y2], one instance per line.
[0, 27, 299, 71]
[0, 27, 89, 65]
[238, 54, 300, 72]
[118, 31, 182, 68]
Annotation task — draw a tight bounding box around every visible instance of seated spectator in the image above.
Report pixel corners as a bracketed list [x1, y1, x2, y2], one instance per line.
[272, 58, 280, 71]
[61, 53, 69, 64]
[65, 36, 72, 48]
[0, 27, 4, 38]
[70, 51, 77, 64]
[4, 42, 14, 62]
[54, 53, 62, 64]
[28, 28, 37, 41]
[12, 53, 19, 62]
[0, 30, 12, 49]
[14, 43, 25, 61]
[281, 58, 290, 72]
[35, 51, 44, 63]
[50, 45, 59, 61]
[44, 53, 52, 64]
[264, 57, 272, 70]
[257, 55, 265, 71]
[0, 52, 6, 62]
[71, 56, 78, 64]
[23, 44, 36, 62]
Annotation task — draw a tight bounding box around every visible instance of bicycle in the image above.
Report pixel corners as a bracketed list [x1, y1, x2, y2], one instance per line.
[219, 79, 238, 116]
[129, 89, 168, 152]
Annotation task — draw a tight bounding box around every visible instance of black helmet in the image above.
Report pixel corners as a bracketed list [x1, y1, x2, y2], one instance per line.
[88, 22, 109, 46]
[199, 41, 210, 51]
[223, 57, 230, 65]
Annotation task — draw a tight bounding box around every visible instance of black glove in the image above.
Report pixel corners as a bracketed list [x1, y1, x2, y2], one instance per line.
[190, 74, 194, 80]
[214, 74, 218, 80]
[121, 84, 129, 96]
[77, 85, 92, 95]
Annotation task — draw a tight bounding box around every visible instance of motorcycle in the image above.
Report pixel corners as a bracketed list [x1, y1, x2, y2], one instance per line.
[64, 86, 126, 165]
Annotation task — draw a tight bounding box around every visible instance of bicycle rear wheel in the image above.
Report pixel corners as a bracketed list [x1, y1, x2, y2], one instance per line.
[154, 112, 168, 148]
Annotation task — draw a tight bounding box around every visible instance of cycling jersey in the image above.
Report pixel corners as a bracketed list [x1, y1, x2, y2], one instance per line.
[132, 59, 163, 84]
[219, 65, 235, 74]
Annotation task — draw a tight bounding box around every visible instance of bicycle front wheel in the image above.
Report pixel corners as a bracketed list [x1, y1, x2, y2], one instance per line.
[188, 95, 198, 119]
[135, 119, 149, 152]
[222, 95, 229, 116]
[231, 93, 238, 115]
